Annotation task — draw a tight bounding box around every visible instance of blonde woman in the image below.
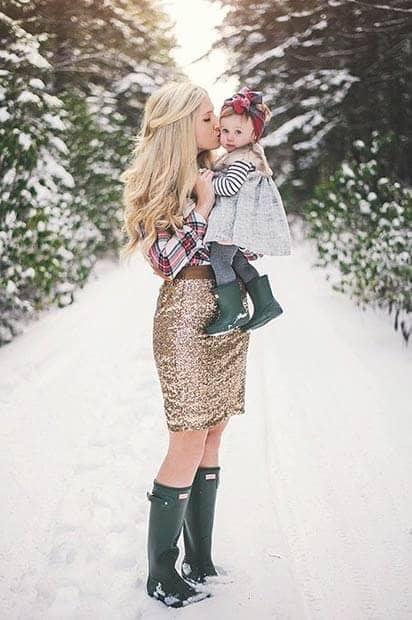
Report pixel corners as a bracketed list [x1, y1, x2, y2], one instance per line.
[120, 82, 258, 608]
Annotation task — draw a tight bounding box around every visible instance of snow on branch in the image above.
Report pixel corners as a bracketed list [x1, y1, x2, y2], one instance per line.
[262, 111, 323, 147]
[346, 0, 412, 13]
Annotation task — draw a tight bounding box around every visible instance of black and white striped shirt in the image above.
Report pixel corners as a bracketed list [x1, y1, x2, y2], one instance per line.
[213, 160, 256, 197]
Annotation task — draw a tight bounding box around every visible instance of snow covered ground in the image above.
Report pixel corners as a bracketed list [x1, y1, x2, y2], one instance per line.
[1, 232, 411, 619]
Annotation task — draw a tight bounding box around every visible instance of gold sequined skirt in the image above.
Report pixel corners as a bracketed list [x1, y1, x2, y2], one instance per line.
[152, 275, 250, 432]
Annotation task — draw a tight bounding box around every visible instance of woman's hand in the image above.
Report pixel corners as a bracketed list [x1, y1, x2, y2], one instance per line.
[194, 168, 215, 220]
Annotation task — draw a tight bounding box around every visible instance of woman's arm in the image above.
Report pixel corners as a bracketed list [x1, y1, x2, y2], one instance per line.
[148, 170, 215, 279]
[148, 209, 209, 279]
[213, 160, 256, 197]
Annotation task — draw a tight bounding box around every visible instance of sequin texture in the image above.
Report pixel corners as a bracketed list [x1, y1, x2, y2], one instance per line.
[152, 277, 250, 431]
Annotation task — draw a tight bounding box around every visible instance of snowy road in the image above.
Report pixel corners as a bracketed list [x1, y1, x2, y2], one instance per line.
[1, 235, 411, 619]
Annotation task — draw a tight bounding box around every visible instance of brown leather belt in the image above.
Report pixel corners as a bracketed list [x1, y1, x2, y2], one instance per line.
[175, 265, 215, 280]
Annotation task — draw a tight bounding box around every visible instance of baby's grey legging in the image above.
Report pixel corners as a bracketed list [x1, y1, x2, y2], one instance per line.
[209, 242, 259, 286]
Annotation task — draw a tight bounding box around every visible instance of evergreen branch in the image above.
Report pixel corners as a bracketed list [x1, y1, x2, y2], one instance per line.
[346, 0, 412, 13]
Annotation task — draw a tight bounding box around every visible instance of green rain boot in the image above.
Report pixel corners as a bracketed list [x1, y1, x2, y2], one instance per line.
[241, 274, 283, 332]
[146, 480, 212, 608]
[205, 280, 250, 336]
[181, 466, 220, 584]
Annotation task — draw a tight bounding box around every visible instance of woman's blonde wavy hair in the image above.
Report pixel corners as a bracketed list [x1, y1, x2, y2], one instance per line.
[119, 81, 214, 265]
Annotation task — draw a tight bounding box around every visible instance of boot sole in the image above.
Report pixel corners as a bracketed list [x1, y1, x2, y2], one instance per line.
[182, 561, 218, 584]
[183, 572, 234, 587]
[147, 576, 211, 607]
[204, 315, 250, 337]
[241, 306, 283, 332]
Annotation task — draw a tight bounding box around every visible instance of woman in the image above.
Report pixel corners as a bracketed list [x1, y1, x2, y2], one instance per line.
[120, 81, 257, 608]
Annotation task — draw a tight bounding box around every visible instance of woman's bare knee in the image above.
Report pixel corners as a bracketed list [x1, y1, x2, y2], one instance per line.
[155, 428, 209, 487]
[206, 418, 230, 443]
[167, 429, 208, 461]
[199, 418, 230, 466]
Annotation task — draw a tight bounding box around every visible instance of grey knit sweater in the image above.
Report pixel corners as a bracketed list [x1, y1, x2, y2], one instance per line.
[204, 143, 292, 256]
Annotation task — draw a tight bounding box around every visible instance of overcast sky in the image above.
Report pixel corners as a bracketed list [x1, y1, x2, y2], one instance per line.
[160, 0, 238, 111]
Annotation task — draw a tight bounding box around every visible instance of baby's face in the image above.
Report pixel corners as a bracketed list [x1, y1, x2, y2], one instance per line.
[219, 114, 256, 152]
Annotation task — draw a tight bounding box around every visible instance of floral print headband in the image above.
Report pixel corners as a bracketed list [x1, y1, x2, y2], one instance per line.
[221, 87, 266, 139]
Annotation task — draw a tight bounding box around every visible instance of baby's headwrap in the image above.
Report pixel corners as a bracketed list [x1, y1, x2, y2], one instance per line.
[220, 87, 266, 140]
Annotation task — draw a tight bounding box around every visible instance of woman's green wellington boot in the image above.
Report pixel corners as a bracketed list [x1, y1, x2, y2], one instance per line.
[240, 274, 283, 331]
[205, 280, 250, 336]
[146, 480, 212, 608]
[181, 466, 220, 584]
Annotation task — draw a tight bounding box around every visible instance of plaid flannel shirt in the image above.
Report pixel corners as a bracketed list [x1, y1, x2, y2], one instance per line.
[146, 208, 260, 281]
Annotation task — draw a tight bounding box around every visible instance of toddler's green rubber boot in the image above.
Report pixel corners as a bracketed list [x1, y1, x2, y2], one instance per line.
[205, 280, 250, 336]
[241, 274, 283, 331]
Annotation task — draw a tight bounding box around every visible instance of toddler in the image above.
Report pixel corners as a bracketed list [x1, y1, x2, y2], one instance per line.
[203, 87, 292, 336]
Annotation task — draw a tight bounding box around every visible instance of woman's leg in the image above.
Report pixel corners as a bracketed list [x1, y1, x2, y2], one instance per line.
[155, 418, 229, 486]
[182, 418, 230, 582]
[155, 429, 209, 487]
[199, 418, 230, 466]
[147, 429, 212, 607]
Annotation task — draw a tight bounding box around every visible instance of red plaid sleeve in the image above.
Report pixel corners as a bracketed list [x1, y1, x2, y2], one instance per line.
[148, 209, 208, 279]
